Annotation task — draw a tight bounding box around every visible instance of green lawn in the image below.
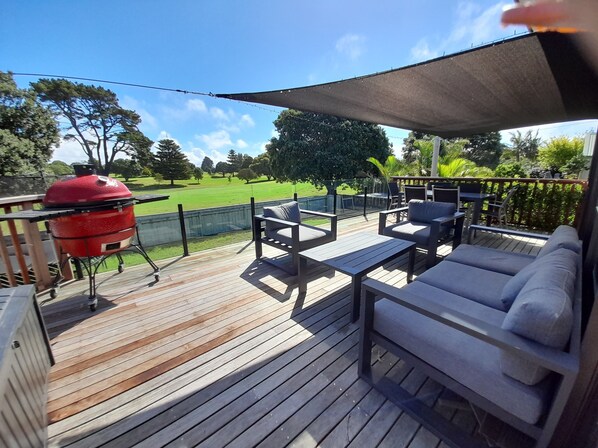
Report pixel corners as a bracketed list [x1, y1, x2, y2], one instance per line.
[120, 175, 325, 215]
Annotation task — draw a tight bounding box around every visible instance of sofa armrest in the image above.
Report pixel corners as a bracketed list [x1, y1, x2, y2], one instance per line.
[467, 225, 550, 244]
[378, 206, 409, 234]
[361, 278, 579, 376]
[432, 211, 465, 225]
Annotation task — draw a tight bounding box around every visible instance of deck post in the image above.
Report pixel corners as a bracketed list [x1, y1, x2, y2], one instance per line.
[178, 204, 189, 257]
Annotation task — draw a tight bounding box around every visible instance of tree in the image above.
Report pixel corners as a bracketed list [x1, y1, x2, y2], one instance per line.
[367, 155, 408, 181]
[250, 153, 273, 180]
[193, 166, 204, 184]
[0, 71, 60, 175]
[226, 149, 242, 174]
[47, 160, 74, 176]
[111, 158, 142, 181]
[153, 139, 192, 186]
[538, 136, 584, 176]
[241, 154, 254, 169]
[402, 131, 429, 163]
[460, 132, 504, 169]
[509, 130, 541, 161]
[215, 161, 229, 177]
[266, 110, 392, 193]
[238, 168, 257, 183]
[201, 156, 214, 174]
[494, 162, 527, 178]
[32, 78, 152, 175]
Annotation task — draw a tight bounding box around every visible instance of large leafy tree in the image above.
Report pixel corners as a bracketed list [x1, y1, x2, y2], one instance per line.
[153, 139, 192, 186]
[538, 136, 584, 176]
[266, 110, 392, 193]
[460, 132, 504, 169]
[0, 72, 60, 175]
[32, 78, 152, 175]
[509, 130, 541, 161]
[47, 160, 74, 176]
[201, 156, 214, 174]
[250, 153, 273, 180]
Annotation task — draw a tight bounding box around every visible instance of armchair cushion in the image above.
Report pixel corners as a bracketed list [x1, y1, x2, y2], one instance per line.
[267, 224, 334, 251]
[415, 260, 511, 311]
[263, 201, 302, 234]
[381, 221, 435, 246]
[537, 225, 581, 258]
[501, 263, 575, 385]
[407, 200, 456, 224]
[500, 248, 578, 309]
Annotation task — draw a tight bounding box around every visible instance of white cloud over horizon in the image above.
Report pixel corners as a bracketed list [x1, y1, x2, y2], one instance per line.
[336, 34, 367, 61]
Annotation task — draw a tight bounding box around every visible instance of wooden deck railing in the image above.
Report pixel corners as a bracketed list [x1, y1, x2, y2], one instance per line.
[0, 195, 72, 291]
[391, 176, 588, 232]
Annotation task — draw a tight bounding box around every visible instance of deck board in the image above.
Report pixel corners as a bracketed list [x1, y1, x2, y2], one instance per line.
[39, 215, 537, 447]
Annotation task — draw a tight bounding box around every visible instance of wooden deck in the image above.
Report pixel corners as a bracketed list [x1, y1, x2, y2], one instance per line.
[40, 214, 544, 448]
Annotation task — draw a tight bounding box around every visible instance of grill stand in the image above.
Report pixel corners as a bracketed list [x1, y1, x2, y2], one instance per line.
[55, 226, 160, 311]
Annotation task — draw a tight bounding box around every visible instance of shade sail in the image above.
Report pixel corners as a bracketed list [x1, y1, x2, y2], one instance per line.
[216, 32, 598, 138]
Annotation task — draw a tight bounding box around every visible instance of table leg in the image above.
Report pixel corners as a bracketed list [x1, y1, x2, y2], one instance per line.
[351, 275, 361, 322]
[298, 256, 308, 294]
[471, 199, 482, 226]
[407, 246, 415, 283]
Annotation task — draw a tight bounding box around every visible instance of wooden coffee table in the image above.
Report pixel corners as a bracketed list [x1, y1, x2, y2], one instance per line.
[298, 232, 416, 322]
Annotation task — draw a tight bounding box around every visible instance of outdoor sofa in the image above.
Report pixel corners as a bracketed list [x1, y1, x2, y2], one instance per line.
[359, 224, 582, 448]
[253, 201, 337, 275]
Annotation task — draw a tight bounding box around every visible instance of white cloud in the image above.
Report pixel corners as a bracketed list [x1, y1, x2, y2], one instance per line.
[240, 114, 255, 128]
[236, 139, 248, 149]
[210, 107, 230, 121]
[335, 34, 366, 61]
[121, 95, 158, 129]
[186, 99, 207, 113]
[154, 131, 182, 148]
[409, 1, 518, 62]
[410, 39, 439, 61]
[197, 130, 233, 151]
[51, 138, 89, 164]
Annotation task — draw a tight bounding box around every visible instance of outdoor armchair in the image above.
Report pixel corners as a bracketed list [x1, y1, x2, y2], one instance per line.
[378, 200, 465, 268]
[483, 185, 519, 228]
[254, 201, 337, 275]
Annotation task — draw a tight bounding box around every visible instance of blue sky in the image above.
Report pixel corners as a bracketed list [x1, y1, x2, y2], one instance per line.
[2, 0, 597, 165]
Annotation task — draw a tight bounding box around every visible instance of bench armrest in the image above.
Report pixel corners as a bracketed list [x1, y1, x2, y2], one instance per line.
[361, 278, 579, 375]
[467, 225, 550, 244]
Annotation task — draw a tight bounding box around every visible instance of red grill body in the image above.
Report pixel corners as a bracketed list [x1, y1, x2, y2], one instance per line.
[43, 172, 136, 257]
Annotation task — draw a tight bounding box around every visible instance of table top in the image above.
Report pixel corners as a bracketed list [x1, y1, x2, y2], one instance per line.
[299, 232, 415, 276]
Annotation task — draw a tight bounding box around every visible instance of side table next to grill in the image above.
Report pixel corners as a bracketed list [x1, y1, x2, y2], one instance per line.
[298, 232, 416, 322]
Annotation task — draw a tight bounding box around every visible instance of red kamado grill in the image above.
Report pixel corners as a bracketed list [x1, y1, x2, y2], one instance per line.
[44, 165, 137, 257]
[0, 164, 168, 311]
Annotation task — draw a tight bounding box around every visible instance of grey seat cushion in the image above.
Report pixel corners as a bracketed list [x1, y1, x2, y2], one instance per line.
[537, 225, 581, 258]
[267, 224, 333, 250]
[263, 201, 302, 233]
[416, 260, 511, 311]
[445, 244, 535, 276]
[501, 256, 576, 385]
[500, 248, 578, 309]
[382, 221, 433, 246]
[408, 200, 456, 224]
[374, 297, 552, 425]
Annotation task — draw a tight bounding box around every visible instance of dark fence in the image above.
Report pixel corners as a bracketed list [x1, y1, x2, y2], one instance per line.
[392, 176, 587, 232]
[0, 175, 62, 197]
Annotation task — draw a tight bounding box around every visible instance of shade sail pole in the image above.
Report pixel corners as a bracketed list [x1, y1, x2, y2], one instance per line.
[431, 136, 441, 177]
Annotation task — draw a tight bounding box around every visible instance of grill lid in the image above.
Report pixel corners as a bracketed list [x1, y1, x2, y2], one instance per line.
[44, 164, 132, 208]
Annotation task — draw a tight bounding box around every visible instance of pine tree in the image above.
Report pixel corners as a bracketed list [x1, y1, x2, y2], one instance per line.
[154, 139, 192, 186]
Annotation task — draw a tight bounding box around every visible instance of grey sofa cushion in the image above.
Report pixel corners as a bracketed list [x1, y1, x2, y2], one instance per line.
[416, 260, 511, 311]
[407, 200, 455, 224]
[267, 224, 333, 250]
[445, 244, 535, 276]
[501, 263, 576, 385]
[500, 248, 578, 309]
[263, 201, 302, 233]
[537, 225, 581, 258]
[374, 297, 551, 424]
